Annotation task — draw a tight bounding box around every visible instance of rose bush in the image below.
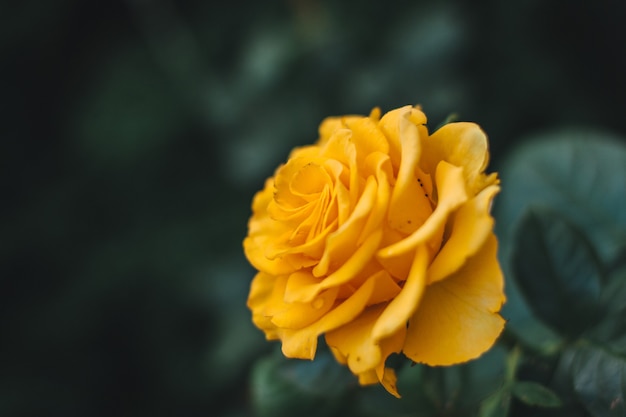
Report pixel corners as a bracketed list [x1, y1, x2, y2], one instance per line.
[244, 105, 505, 397]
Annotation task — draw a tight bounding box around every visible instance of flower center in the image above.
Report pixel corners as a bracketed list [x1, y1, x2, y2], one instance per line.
[269, 159, 342, 247]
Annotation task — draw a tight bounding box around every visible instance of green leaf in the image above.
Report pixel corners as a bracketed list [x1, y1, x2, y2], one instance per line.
[354, 347, 508, 417]
[479, 387, 511, 417]
[495, 129, 626, 264]
[421, 364, 464, 410]
[587, 265, 626, 355]
[505, 317, 564, 357]
[459, 346, 508, 410]
[511, 207, 603, 337]
[493, 131, 626, 342]
[250, 349, 353, 417]
[419, 346, 509, 415]
[512, 381, 562, 408]
[568, 343, 626, 417]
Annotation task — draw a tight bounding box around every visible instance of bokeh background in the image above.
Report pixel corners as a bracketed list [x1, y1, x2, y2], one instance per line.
[2, 0, 626, 416]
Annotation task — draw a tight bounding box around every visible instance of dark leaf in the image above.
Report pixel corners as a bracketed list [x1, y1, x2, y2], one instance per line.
[511, 207, 603, 337]
[496, 130, 626, 264]
[494, 132, 626, 342]
[250, 349, 353, 417]
[587, 266, 626, 356]
[569, 344, 626, 417]
[479, 387, 511, 417]
[512, 381, 562, 408]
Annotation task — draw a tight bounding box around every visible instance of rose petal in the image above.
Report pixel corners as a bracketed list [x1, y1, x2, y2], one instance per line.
[364, 270, 403, 304]
[325, 306, 385, 374]
[319, 129, 356, 187]
[279, 270, 397, 359]
[247, 272, 282, 339]
[427, 184, 500, 284]
[244, 234, 296, 276]
[326, 304, 406, 398]
[269, 275, 340, 329]
[287, 144, 320, 161]
[369, 107, 381, 120]
[375, 330, 404, 398]
[358, 370, 378, 385]
[387, 113, 433, 235]
[318, 115, 365, 145]
[244, 177, 313, 275]
[265, 219, 336, 261]
[284, 229, 382, 303]
[372, 245, 428, 342]
[377, 161, 467, 277]
[342, 115, 390, 161]
[314, 177, 379, 277]
[273, 157, 311, 208]
[403, 234, 505, 365]
[294, 163, 331, 197]
[421, 122, 493, 193]
[357, 154, 392, 246]
[317, 129, 361, 213]
[377, 367, 401, 398]
[378, 105, 428, 170]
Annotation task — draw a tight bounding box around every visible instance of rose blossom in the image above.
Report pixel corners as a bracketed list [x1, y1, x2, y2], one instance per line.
[244, 105, 505, 397]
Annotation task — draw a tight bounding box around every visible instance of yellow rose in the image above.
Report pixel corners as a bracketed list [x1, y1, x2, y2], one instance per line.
[244, 105, 505, 397]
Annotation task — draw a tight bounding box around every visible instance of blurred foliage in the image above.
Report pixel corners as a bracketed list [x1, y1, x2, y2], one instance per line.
[1, 0, 626, 416]
[495, 132, 626, 417]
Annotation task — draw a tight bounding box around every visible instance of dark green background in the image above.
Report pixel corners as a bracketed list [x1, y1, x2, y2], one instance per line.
[2, 1, 625, 416]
